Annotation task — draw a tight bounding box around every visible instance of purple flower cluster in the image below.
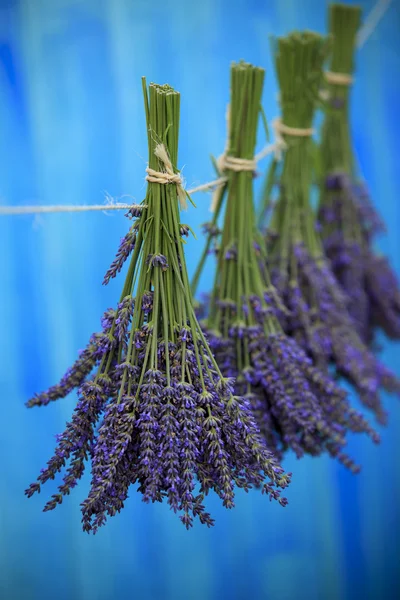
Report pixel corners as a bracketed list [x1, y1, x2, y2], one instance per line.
[103, 224, 138, 285]
[201, 221, 221, 257]
[319, 172, 400, 344]
[26, 298, 290, 532]
[204, 293, 378, 472]
[78, 330, 290, 532]
[366, 254, 400, 340]
[26, 308, 118, 408]
[324, 174, 385, 240]
[27, 218, 290, 532]
[270, 243, 400, 424]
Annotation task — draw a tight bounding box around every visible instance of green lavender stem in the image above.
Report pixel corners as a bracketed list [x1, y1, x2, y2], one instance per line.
[319, 4, 362, 246]
[267, 32, 331, 264]
[320, 4, 361, 176]
[93, 80, 228, 392]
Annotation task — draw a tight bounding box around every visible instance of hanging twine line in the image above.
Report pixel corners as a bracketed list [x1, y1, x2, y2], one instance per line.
[0, 142, 226, 216]
[0, 202, 142, 215]
[0, 0, 391, 219]
[0, 134, 278, 216]
[0, 118, 313, 217]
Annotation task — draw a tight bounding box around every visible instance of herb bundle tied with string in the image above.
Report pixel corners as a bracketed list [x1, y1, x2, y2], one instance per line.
[25, 79, 291, 533]
[192, 60, 377, 472]
[261, 31, 400, 427]
[318, 3, 400, 346]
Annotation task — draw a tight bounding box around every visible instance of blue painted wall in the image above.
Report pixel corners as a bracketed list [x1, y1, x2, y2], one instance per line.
[0, 1, 399, 599]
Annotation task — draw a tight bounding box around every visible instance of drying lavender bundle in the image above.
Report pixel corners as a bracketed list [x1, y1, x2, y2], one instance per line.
[25, 80, 291, 533]
[192, 60, 377, 471]
[264, 32, 400, 426]
[318, 3, 400, 344]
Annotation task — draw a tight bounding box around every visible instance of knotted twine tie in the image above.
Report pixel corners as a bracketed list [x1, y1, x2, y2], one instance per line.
[210, 105, 261, 212]
[145, 143, 188, 210]
[319, 71, 354, 101]
[325, 71, 354, 86]
[271, 117, 315, 159]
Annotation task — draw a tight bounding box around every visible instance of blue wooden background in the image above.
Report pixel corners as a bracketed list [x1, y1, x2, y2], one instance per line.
[0, 1, 399, 599]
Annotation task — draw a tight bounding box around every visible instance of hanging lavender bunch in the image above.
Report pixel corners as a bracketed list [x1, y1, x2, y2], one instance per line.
[318, 4, 400, 345]
[192, 60, 377, 472]
[261, 32, 400, 426]
[25, 80, 291, 533]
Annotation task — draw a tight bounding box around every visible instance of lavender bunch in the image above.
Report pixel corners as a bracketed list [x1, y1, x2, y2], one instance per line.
[262, 32, 400, 426]
[318, 4, 400, 345]
[192, 61, 377, 471]
[25, 80, 291, 533]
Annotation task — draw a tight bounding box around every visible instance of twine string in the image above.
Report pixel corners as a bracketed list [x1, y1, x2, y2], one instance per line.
[1, 0, 391, 223]
[0, 118, 315, 217]
[0, 203, 142, 215]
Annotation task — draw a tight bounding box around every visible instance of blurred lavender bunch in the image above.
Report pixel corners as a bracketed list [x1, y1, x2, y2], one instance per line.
[191, 59, 377, 472]
[318, 4, 400, 345]
[261, 31, 400, 426]
[25, 79, 290, 533]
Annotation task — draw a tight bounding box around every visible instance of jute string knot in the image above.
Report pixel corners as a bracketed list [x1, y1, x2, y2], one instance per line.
[145, 143, 188, 210]
[325, 71, 354, 86]
[216, 105, 257, 174]
[210, 104, 258, 212]
[271, 117, 315, 160]
[217, 154, 257, 173]
[210, 154, 256, 213]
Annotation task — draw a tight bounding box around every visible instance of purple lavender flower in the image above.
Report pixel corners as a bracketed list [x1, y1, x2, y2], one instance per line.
[141, 291, 154, 313]
[27, 323, 290, 534]
[205, 306, 378, 472]
[126, 205, 144, 219]
[202, 222, 221, 237]
[330, 97, 345, 110]
[103, 226, 137, 285]
[146, 254, 169, 270]
[114, 296, 135, 344]
[318, 172, 400, 344]
[225, 245, 237, 260]
[26, 308, 118, 408]
[180, 224, 190, 237]
[366, 253, 400, 339]
[269, 243, 400, 424]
